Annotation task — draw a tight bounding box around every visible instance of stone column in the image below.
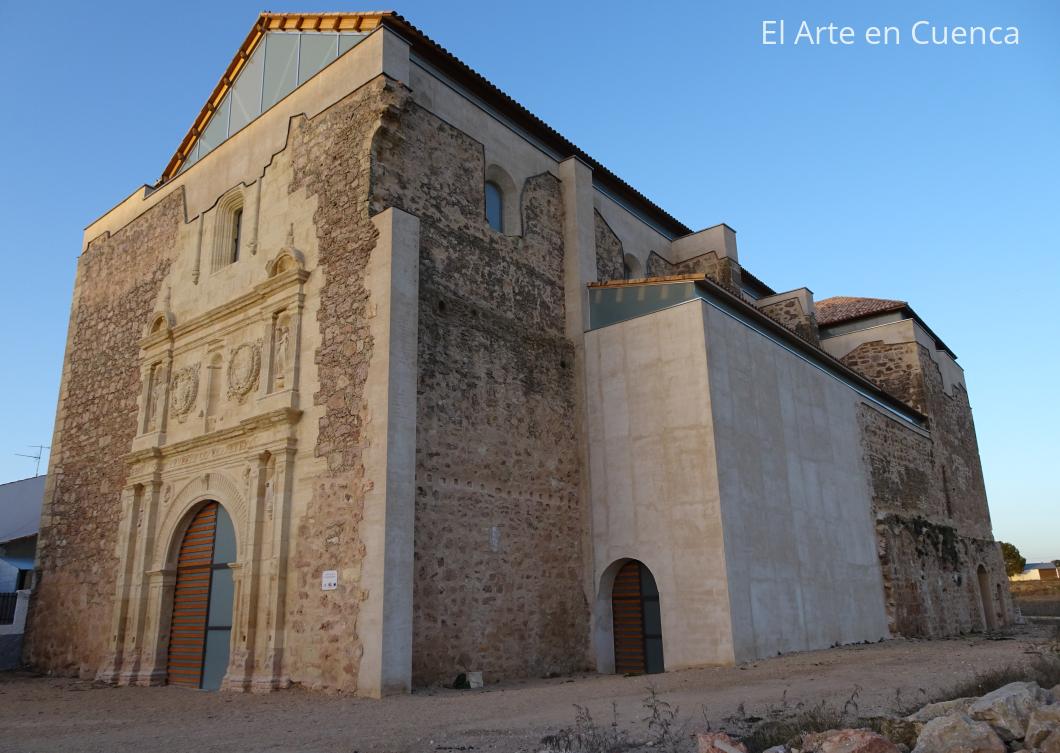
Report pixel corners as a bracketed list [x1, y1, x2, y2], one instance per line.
[123, 478, 163, 684]
[356, 207, 420, 698]
[254, 444, 296, 691]
[220, 561, 247, 691]
[137, 568, 176, 686]
[224, 452, 268, 691]
[96, 484, 143, 684]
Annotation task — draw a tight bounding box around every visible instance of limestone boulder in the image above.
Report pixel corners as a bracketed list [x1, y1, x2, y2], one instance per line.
[800, 728, 900, 753]
[1026, 704, 1060, 752]
[905, 697, 976, 724]
[910, 714, 1005, 753]
[967, 681, 1049, 741]
[696, 731, 748, 753]
[866, 716, 921, 747]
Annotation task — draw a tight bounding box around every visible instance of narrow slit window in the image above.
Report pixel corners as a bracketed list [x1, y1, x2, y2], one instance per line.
[231, 208, 243, 263]
[485, 180, 503, 232]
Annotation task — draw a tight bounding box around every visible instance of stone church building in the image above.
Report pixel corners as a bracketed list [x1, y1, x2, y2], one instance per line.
[26, 12, 1012, 695]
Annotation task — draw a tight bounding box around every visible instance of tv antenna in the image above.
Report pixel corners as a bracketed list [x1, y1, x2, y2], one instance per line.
[15, 444, 50, 477]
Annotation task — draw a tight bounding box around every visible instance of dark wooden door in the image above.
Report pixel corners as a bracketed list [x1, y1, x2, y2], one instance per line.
[167, 503, 218, 687]
[611, 560, 664, 675]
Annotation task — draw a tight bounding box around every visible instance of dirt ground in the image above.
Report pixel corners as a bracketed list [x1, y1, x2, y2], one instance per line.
[0, 624, 1054, 753]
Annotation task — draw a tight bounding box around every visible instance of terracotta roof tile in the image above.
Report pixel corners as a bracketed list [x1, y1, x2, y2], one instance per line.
[816, 296, 907, 326]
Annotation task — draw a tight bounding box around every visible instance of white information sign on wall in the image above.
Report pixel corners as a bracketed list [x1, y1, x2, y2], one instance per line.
[321, 569, 338, 591]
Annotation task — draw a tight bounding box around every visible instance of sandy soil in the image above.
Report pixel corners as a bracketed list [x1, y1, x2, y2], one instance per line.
[0, 625, 1053, 753]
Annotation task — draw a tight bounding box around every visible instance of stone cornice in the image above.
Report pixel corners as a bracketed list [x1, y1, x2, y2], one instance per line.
[139, 267, 309, 352]
[125, 408, 301, 467]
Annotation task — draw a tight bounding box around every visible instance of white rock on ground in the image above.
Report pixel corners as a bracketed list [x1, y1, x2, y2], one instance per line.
[1026, 704, 1060, 753]
[905, 697, 976, 724]
[967, 681, 1050, 741]
[910, 713, 1005, 753]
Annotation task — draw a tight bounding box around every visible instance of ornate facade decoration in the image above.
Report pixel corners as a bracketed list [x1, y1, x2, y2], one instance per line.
[273, 318, 291, 389]
[146, 364, 168, 432]
[227, 341, 261, 403]
[169, 364, 200, 421]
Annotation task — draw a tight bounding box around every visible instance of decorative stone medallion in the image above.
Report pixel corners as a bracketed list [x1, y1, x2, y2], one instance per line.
[169, 365, 200, 421]
[227, 341, 261, 402]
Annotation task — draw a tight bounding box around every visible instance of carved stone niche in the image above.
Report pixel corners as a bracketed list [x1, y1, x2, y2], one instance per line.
[258, 239, 309, 407]
[133, 305, 176, 451]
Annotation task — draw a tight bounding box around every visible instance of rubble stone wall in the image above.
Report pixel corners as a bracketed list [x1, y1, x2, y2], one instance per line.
[372, 99, 590, 685]
[646, 249, 741, 290]
[280, 77, 405, 691]
[594, 210, 625, 282]
[25, 191, 183, 676]
[757, 297, 820, 345]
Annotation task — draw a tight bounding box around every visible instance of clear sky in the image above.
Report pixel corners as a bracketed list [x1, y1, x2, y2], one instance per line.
[0, 1, 1056, 560]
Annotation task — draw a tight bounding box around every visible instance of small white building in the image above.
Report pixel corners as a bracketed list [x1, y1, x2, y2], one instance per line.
[1010, 563, 1060, 582]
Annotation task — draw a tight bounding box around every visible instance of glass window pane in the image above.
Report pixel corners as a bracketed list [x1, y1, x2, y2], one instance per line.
[177, 140, 199, 174]
[639, 564, 660, 597]
[643, 600, 662, 635]
[207, 567, 234, 627]
[338, 33, 367, 55]
[230, 42, 265, 134]
[485, 181, 503, 231]
[201, 628, 231, 690]
[198, 93, 231, 157]
[645, 637, 665, 674]
[262, 33, 298, 109]
[213, 505, 237, 564]
[298, 33, 337, 85]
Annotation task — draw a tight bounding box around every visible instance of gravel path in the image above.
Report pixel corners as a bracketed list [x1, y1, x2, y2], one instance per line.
[0, 625, 1051, 753]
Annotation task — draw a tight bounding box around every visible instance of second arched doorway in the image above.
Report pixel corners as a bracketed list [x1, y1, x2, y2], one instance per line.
[167, 501, 237, 690]
[977, 565, 996, 631]
[611, 560, 664, 674]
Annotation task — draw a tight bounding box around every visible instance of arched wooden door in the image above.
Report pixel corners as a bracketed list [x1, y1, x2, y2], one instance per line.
[167, 502, 237, 690]
[611, 560, 664, 675]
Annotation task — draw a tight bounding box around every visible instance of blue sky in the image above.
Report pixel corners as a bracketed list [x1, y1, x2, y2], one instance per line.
[0, 1, 1056, 560]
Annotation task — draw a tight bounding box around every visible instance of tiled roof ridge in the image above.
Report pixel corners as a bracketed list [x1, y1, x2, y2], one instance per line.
[816, 295, 907, 326]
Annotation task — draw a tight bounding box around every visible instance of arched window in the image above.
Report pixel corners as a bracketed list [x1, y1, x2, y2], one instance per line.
[230, 207, 243, 263]
[212, 191, 245, 271]
[485, 180, 504, 232]
[484, 164, 520, 235]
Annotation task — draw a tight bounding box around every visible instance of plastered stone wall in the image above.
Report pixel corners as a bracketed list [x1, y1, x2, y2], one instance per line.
[372, 99, 590, 685]
[282, 77, 405, 691]
[26, 191, 183, 675]
[594, 210, 625, 282]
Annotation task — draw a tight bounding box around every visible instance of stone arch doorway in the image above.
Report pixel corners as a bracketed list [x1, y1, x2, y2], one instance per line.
[611, 560, 664, 674]
[167, 501, 237, 690]
[977, 564, 996, 631]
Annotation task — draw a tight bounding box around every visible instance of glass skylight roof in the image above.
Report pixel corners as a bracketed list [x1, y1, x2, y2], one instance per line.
[178, 30, 367, 174]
